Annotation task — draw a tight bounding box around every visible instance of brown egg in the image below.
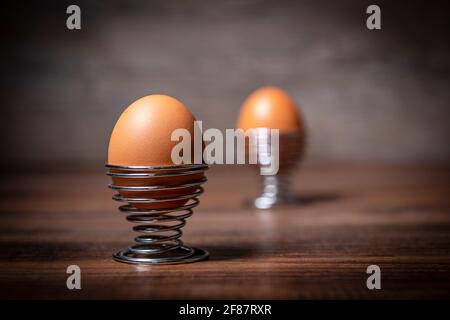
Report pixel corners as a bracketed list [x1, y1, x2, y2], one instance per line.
[108, 94, 196, 166]
[237, 87, 306, 173]
[107, 94, 204, 209]
[237, 87, 303, 132]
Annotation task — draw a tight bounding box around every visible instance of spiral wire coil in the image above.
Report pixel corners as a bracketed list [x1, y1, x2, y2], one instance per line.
[249, 129, 305, 209]
[106, 163, 209, 264]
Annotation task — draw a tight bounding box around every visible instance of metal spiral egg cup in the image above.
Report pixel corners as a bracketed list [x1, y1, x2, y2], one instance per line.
[249, 129, 305, 209]
[106, 164, 209, 265]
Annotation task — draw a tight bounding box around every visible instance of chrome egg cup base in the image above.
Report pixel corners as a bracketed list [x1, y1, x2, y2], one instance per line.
[106, 163, 209, 265]
[113, 247, 209, 265]
[249, 129, 305, 210]
[248, 192, 304, 209]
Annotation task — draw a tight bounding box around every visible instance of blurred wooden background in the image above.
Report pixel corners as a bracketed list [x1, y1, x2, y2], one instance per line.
[1, 0, 450, 167]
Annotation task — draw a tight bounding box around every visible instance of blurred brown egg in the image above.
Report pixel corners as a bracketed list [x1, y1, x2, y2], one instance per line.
[237, 87, 306, 173]
[237, 86, 304, 132]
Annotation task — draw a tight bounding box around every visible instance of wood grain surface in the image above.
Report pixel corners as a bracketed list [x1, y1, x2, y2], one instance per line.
[0, 164, 449, 299]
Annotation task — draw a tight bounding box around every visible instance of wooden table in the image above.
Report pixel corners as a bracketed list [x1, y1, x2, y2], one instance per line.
[0, 164, 449, 299]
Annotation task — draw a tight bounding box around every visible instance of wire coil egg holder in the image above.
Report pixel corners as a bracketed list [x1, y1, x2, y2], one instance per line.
[249, 129, 305, 209]
[106, 163, 209, 265]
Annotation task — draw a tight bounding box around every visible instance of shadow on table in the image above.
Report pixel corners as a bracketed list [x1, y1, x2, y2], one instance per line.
[244, 192, 342, 209]
[294, 192, 342, 205]
[203, 244, 259, 261]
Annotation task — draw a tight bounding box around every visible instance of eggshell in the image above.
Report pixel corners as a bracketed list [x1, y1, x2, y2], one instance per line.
[237, 87, 306, 173]
[107, 94, 204, 210]
[108, 94, 196, 166]
[237, 87, 303, 132]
